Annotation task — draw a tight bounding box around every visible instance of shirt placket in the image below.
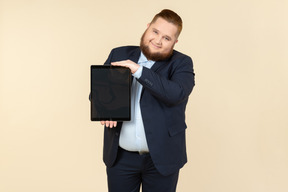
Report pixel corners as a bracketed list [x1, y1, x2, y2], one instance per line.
[135, 61, 145, 151]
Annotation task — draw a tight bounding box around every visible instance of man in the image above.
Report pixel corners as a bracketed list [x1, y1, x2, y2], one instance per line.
[99, 9, 195, 192]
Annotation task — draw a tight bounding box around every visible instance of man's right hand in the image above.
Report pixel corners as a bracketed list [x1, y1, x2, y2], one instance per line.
[101, 121, 117, 128]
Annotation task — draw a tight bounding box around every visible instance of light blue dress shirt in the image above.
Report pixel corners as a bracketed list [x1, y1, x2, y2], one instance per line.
[119, 52, 155, 152]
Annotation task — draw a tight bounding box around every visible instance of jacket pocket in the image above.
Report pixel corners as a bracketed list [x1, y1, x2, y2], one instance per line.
[168, 123, 187, 137]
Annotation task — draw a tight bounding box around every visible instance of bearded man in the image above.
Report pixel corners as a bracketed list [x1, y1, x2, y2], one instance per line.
[98, 9, 195, 192]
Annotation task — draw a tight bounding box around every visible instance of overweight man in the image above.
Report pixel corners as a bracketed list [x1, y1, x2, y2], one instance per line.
[96, 9, 195, 192]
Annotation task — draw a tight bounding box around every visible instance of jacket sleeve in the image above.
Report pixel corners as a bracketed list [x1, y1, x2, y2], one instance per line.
[137, 56, 195, 106]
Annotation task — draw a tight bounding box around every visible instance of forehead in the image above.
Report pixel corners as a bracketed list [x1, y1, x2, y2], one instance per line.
[149, 17, 178, 38]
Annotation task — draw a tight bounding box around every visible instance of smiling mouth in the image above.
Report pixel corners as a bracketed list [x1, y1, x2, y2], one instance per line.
[150, 41, 161, 49]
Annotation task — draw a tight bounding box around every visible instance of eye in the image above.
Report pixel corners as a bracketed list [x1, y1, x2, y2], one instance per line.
[164, 37, 171, 41]
[153, 30, 158, 34]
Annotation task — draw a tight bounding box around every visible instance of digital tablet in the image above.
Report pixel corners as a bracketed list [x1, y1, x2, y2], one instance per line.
[90, 65, 131, 121]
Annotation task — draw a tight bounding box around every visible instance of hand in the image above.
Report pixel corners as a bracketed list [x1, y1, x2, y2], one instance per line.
[101, 121, 117, 128]
[111, 60, 140, 74]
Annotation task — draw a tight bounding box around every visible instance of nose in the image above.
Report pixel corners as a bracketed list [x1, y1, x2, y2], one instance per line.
[155, 36, 162, 45]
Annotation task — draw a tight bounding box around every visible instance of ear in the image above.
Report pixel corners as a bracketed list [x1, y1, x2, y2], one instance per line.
[175, 39, 178, 44]
[147, 23, 150, 28]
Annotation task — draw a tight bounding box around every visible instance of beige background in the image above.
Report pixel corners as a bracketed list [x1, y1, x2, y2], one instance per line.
[1, 0, 288, 191]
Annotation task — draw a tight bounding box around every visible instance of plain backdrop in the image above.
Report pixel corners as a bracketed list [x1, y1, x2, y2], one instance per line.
[1, 0, 288, 191]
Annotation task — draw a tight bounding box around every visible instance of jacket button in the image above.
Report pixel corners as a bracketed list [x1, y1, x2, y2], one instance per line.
[115, 132, 119, 136]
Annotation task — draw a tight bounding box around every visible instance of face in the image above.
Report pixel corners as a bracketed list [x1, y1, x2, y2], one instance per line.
[140, 17, 179, 61]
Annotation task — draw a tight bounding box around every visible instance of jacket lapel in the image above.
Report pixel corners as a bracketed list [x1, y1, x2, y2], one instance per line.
[150, 60, 166, 72]
[129, 47, 141, 64]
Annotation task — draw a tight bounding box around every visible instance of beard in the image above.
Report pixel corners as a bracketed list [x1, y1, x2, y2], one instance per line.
[140, 30, 174, 61]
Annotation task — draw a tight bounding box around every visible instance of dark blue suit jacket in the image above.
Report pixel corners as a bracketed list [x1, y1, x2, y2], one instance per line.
[102, 46, 195, 176]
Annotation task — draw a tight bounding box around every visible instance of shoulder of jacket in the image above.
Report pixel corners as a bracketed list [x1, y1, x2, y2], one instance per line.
[171, 50, 190, 59]
[111, 45, 139, 53]
[170, 50, 193, 64]
[108, 46, 140, 62]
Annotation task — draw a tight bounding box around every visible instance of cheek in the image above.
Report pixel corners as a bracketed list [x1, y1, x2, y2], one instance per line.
[163, 43, 174, 52]
[146, 36, 152, 42]
[143, 36, 151, 45]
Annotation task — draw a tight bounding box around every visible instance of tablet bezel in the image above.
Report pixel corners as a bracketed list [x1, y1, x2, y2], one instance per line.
[90, 65, 131, 121]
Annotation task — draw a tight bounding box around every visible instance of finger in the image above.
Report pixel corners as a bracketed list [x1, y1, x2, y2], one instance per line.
[108, 121, 117, 128]
[109, 121, 114, 128]
[100, 121, 105, 125]
[111, 62, 125, 67]
[111, 60, 130, 66]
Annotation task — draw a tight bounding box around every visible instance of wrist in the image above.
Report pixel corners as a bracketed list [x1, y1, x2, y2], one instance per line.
[132, 65, 143, 78]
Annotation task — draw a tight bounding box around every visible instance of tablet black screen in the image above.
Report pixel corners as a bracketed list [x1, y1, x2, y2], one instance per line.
[90, 65, 131, 121]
